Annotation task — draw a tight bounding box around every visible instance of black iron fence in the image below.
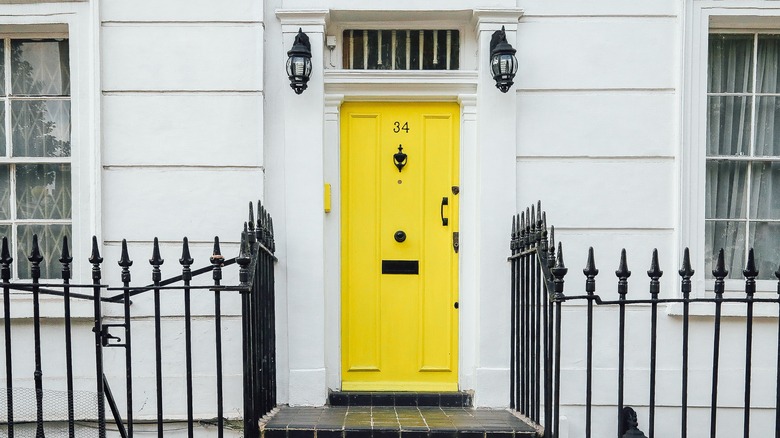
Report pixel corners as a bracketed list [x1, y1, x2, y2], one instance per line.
[0, 201, 276, 437]
[510, 201, 780, 438]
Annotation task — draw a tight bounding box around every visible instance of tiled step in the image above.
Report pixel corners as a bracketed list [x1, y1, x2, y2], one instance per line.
[260, 406, 540, 438]
[328, 391, 472, 408]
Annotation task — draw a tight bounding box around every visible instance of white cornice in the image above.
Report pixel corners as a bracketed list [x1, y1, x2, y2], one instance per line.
[276, 9, 329, 32]
[324, 70, 478, 99]
[472, 8, 524, 32]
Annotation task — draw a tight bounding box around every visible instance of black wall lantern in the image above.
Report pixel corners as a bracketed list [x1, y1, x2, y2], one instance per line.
[489, 26, 518, 93]
[287, 28, 313, 94]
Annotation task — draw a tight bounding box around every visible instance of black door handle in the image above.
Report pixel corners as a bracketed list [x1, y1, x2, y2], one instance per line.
[440, 197, 449, 226]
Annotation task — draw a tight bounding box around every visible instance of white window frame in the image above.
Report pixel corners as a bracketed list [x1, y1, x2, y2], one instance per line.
[683, 2, 780, 300]
[0, 2, 100, 287]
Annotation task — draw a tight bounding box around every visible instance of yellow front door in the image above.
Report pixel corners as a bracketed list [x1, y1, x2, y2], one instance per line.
[340, 102, 459, 391]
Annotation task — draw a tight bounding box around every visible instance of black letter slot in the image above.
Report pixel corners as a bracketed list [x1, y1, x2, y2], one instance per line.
[382, 260, 419, 275]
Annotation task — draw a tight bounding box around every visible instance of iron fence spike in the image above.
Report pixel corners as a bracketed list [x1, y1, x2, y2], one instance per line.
[179, 237, 194, 266]
[211, 236, 222, 260]
[743, 248, 758, 279]
[616, 248, 631, 279]
[149, 237, 164, 266]
[59, 235, 73, 264]
[118, 239, 133, 268]
[1, 236, 11, 266]
[679, 247, 694, 278]
[29, 234, 43, 264]
[89, 236, 103, 265]
[647, 249, 663, 279]
[248, 202, 255, 230]
[712, 248, 728, 279]
[584, 247, 599, 277]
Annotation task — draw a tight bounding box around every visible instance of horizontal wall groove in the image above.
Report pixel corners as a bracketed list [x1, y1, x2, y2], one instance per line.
[103, 165, 264, 171]
[517, 88, 676, 93]
[101, 21, 263, 27]
[521, 14, 677, 19]
[539, 227, 674, 232]
[103, 90, 263, 96]
[516, 155, 675, 161]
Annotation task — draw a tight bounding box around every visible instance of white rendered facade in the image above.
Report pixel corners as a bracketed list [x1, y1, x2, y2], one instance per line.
[0, 0, 779, 436]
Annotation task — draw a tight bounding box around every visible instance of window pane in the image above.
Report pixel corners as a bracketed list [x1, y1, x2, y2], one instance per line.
[11, 40, 70, 96]
[707, 96, 752, 156]
[705, 220, 747, 279]
[750, 161, 780, 219]
[757, 35, 780, 93]
[0, 102, 5, 156]
[0, 43, 4, 95]
[706, 160, 748, 219]
[11, 100, 71, 158]
[16, 224, 70, 279]
[16, 163, 71, 220]
[0, 225, 9, 244]
[0, 165, 9, 220]
[749, 222, 780, 280]
[755, 96, 780, 156]
[708, 34, 753, 93]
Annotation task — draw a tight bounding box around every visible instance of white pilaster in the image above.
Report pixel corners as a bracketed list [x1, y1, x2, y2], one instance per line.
[277, 9, 329, 406]
[457, 94, 478, 392]
[472, 7, 522, 408]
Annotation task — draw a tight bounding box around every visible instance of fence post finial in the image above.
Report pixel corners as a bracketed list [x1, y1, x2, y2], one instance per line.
[60, 236, 73, 281]
[678, 248, 694, 297]
[551, 242, 568, 299]
[180, 237, 194, 282]
[149, 237, 163, 283]
[584, 247, 599, 294]
[647, 249, 663, 297]
[210, 236, 224, 283]
[743, 248, 758, 296]
[616, 249, 631, 297]
[547, 226, 556, 269]
[118, 239, 133, 283]
[712, 248, 728, 296]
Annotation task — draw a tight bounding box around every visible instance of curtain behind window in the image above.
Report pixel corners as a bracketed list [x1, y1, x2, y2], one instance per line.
[706, 34, 780, 280]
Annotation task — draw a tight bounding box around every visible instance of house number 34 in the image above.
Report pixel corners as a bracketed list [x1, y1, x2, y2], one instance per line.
[393, 121, 410, 133]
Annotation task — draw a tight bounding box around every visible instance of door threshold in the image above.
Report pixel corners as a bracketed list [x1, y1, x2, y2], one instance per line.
[328, 390, 472, 408]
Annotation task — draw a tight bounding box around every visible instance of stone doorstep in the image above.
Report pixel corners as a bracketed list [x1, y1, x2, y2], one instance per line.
[328, 391, 474, 408]
[260, 406, 540, 438]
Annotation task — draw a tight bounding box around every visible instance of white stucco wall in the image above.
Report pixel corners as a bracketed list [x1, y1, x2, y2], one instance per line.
[2, 0, 780, 436]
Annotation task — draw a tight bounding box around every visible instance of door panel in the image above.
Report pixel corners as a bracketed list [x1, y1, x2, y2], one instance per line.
[341, 102, 459, 391]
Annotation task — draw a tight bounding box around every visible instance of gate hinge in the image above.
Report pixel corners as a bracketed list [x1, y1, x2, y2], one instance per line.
[453, 232, 459, 253]
[452, 186, 459, 195]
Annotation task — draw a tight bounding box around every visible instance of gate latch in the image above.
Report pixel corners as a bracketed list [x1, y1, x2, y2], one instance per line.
[453, 232, 459, 253]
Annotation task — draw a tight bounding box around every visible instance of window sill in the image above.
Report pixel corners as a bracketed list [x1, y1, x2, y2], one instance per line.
[667, 299, 780, 318]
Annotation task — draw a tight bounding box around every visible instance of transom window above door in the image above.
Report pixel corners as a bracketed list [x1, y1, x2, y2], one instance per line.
[342, 29, 460, 70]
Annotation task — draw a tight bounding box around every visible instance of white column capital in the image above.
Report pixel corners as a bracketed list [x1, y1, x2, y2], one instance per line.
[324, 94, 344, 112]
[472, 8, 523, 33]
[277, 9, 329, 34]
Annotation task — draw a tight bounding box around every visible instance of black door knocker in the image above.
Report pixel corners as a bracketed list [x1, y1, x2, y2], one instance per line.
[393, 145, 408, 172]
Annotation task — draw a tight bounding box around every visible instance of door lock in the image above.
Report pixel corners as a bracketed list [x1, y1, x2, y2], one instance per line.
[394, 230, 407, 243]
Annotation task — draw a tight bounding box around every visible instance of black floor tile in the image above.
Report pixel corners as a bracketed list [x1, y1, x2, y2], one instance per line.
[373, 393, 396, 406]
[373, 429, 401, 438]
[417, 393, 440, 406]
[288, 430, 316, 438]
[349, 393, 373, 406]
[399, 431, 428, 438]
[344, 430, 373, 438]
[318, 431, 345, 438]
[458, 432, 485, 438]
[330, 392, 350, 406]
[265, 429, 288, 438]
